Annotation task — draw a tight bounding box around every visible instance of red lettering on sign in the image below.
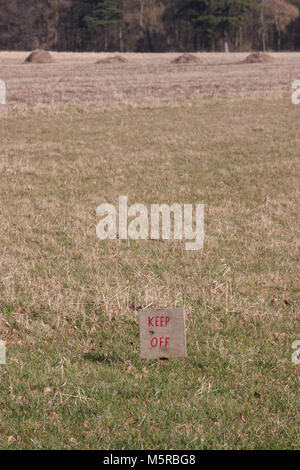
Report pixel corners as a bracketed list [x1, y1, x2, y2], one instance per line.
[150, 337, 170, 348]
[148, 315, 171, 330]
[150, 337, 158, 348]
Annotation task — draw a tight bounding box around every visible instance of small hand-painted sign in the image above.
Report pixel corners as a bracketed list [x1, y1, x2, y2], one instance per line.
[139, 308, 186, 359]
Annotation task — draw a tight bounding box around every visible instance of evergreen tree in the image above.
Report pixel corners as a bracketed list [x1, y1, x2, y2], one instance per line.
[84, 0, 124, 50]
[176, 0, 255, 51]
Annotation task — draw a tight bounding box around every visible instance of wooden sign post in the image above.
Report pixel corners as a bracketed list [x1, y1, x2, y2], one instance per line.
[139, 308, 186, 359]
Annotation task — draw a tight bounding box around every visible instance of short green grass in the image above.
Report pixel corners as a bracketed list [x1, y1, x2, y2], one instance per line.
[0, 93, 299, 449]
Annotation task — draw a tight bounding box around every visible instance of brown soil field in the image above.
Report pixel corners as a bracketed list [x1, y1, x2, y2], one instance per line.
[0, 51, 300, 106]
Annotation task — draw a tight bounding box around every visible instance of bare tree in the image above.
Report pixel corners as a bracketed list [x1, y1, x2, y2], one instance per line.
[262, 0, 299, 50]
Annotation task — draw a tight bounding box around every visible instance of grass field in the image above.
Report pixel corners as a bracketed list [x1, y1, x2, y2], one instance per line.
[0, 52, 300, 449]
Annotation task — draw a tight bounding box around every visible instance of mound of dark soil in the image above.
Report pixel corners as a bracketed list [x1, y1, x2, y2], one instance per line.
[24, 50, 55, 64]
[171, 53, 202, 64]
[242, 52, 275, 64]
[96, 55, 128, 64]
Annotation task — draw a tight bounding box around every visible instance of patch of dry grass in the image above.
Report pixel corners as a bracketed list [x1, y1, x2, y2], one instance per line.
[0, 53, 299, 449]
[0, 51, 300, 106]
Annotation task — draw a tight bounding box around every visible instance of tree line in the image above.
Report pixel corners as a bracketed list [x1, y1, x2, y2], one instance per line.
[0, 0, 300, 53]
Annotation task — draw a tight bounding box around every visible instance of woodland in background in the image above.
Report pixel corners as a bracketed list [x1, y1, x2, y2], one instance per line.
[1, 0, 300, 52]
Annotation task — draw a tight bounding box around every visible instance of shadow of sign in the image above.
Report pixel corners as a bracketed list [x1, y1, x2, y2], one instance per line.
[83, 352, 125, 364]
